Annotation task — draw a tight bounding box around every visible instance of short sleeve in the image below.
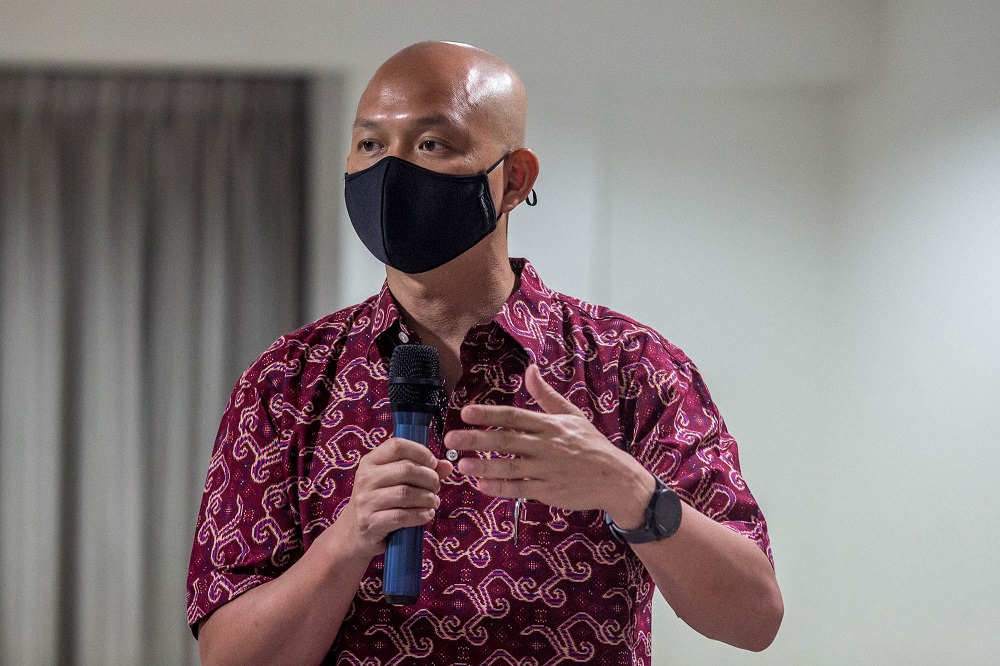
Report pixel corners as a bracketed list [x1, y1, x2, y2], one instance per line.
[186, 347, 304, 635]
[625, 340, 773, 567]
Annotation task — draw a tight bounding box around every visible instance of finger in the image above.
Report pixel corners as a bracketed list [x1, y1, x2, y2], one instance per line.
[373, 458, 444, 493]
[473, 477, 537, 500]
[457, 403, 551, 433]
[444, 427, 533, 455]
[434, 459, 454, 480]
[367, 437, 438, 468]
[525, 364, 584, 416]
[368, 507, 437, 537]
[364, 484, 441, 513]
[457, 455, 534, 480]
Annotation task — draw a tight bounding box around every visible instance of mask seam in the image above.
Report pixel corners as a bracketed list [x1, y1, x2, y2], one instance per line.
[380, 158, 392, 265]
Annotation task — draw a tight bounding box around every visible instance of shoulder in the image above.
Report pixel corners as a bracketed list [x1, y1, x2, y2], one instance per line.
[547, 289, 693, 372]
[238, 295, 379, 395]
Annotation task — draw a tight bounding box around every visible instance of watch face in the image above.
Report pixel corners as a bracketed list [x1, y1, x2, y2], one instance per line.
[653, 489, 681, 535]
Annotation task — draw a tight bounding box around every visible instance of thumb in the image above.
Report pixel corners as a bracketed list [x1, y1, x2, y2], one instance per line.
[524, 364, 584, 416]
[435, 458, 454, 480]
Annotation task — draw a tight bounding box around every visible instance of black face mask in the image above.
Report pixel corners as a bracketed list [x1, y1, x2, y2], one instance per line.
[344, 154, 507, 274]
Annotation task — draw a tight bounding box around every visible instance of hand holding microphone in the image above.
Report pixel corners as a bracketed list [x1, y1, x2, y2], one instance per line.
[337, 344, 447, 604]
[381, 344, 444, 604]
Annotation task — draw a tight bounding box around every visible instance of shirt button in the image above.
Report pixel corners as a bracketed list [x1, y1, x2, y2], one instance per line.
[398, 331, 410, 343]
[445, 449, 459, 462]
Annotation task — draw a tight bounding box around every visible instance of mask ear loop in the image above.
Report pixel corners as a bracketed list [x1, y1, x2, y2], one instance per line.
[490, 152, 537, 208]
[485, 153, 509, 174]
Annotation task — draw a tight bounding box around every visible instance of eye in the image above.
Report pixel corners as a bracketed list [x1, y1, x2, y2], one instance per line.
[357, 140, 382, 153]
[419, 139, 446, 152]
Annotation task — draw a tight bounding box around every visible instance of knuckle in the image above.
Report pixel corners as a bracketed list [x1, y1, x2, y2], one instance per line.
[358, 450, 375, 469]
[391, 508, 430, 527]
[393, 485, 408, 503]
[499, 408, 518, 429]
[369, 440, 394, 464]
[505, 457, 519, 478]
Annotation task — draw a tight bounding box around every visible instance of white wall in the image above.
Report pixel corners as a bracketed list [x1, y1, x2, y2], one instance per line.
[598, 86, 842, 664]
[3, 1, 999, 664]
[830, 2, 1000, 662]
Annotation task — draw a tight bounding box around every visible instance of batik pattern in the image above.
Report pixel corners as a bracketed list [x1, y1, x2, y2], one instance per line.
[187, 259, 772, 665]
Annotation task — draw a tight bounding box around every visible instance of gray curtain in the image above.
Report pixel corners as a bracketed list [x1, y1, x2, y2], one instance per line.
[0, 71, 308, 665]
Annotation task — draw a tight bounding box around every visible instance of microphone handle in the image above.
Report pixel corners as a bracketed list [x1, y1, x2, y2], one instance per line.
[382, 410, 434, 605]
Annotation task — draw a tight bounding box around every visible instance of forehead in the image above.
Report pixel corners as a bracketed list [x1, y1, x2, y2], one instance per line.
[355, 67, 475, 129]
[357, 73, 468, 121]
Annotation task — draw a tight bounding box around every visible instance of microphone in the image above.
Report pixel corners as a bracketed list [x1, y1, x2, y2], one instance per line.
[383, 343, 443, 605]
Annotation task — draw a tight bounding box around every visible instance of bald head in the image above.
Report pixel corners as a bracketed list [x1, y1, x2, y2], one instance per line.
[359, 41, 527, 153]
[347, 41, 539, 232]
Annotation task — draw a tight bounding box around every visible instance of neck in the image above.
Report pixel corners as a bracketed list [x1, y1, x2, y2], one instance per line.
[386, 247, 516, 393]
[387, 253, 516, 344]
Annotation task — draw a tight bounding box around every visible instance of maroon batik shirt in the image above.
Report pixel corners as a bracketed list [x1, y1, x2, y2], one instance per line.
[187, 258, 772, 665]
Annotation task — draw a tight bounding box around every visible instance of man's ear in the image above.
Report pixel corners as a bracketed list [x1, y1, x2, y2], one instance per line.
[498, 148, 539, 215]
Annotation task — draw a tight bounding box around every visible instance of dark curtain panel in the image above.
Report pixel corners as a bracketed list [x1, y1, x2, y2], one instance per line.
[0, 70, 308, 664]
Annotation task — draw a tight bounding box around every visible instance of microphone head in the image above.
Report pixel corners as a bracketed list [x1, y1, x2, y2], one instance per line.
[388, 344, 442, 406]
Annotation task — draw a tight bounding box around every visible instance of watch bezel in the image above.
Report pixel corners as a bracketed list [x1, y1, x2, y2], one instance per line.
[605, 476, 681, 544]
[651, 480, 682, 538]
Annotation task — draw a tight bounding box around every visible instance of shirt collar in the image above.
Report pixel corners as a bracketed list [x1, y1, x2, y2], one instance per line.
[365, 257, 555, 364]
[366, 281, 409, 360]
[491, 258, 554, 367]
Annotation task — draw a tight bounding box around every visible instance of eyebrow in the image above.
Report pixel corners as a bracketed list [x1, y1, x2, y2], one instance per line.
[352, 113, 460, 132]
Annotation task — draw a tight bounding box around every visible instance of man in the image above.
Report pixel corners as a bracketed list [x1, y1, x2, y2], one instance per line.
[188, 41, 783, 665]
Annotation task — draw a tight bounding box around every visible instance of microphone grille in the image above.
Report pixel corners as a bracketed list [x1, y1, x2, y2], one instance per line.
[388, 344, 441, 405]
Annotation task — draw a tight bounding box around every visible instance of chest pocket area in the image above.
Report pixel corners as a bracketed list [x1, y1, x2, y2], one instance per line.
[516, 500, 606, 549]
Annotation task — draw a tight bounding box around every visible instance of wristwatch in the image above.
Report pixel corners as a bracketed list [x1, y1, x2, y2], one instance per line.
[605, 475, 682, 544]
